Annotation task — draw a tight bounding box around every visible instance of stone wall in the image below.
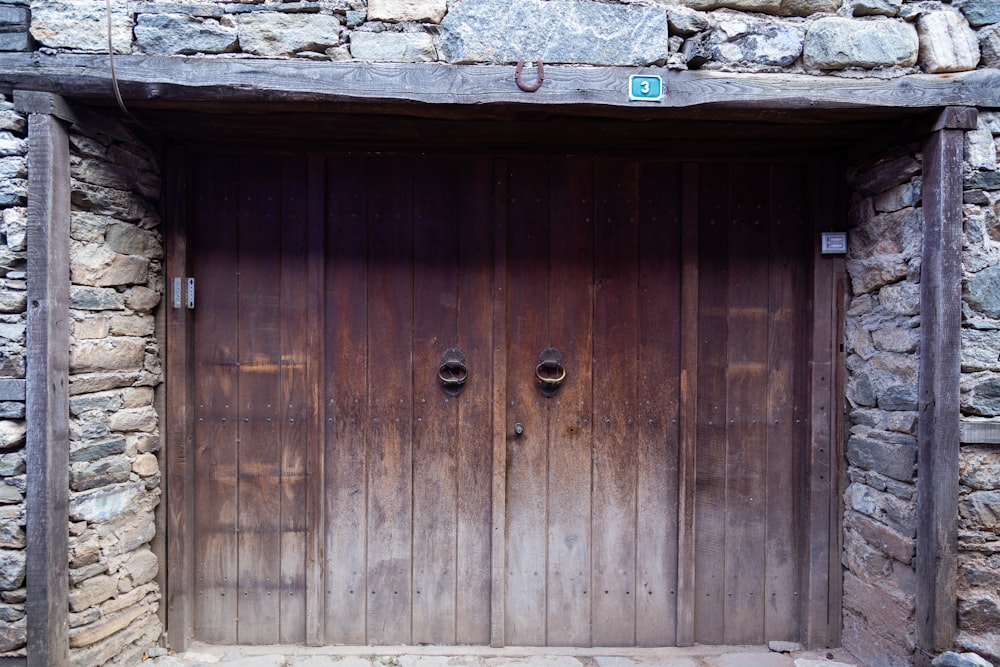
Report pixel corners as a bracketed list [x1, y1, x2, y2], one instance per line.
[0, 92, 27, 660]
[957, 110, 1000, 663]
[843, 145, 924, 667]
[62, 112, 164, 666]
[0, 0, 992, 76]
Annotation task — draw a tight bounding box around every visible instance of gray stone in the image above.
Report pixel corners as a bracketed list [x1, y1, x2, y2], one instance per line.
[961, 490, 1000, 530]
[0, 482, 21, 504]
[960, 447, 1000, 490]
[106, 222, 163, 259]
[966, 170, 1000, 190]
[847, 433, 917, 481]
[0, 451, 23, 476]
[30, 0, 133, 53]
[769, 640, 803, 653]
[918, 11, 980, 73]
[967, 266, 1000, 318]
[0, 131, 26, 157]
[70, 456, 132, 492]
[368, 0, 446, 23]
[125, 285, 160, 313]
[966, 130, 998, 171]
[69, 483, 141, 523]
[981, 24, 1000, 68]
[70, 391, 125, 416]
[0, 518, 24, 549]
[0, 549, 25, 589]
[803, 17, 919, 70]
[0, 420, 24, 449]
[438, 0, 672, 66]
[934, 650, 996, 667]
[122, 548, 158, 586]
[681, 0, 781, 14]
[70, 434, 127, 463]
[349, 31, 437, 62]
[0, 614, 24, 652]
[135, 13, 238, 55]
[963, 374, 1000, 417]
[238, 12, 341, 56]
[878, 281, 920, 315]
[847, 256, 909, 295]
[874, 179, 921, 212]
[688, 15, 805, 68]
[70, 338, 146, 373]
[960, 0, 1000, 27]
[851, 155, 921, 197]
[846, 482, 917, 536]
[848, 372, 878, 407]
[853, 0, 903, 17]
[666, 6, 710, 36]
[963, 329, 1000, 372]
[880, 384, 918, 411]
[872, 327, 918, 353]
[70, 286, 125, 312]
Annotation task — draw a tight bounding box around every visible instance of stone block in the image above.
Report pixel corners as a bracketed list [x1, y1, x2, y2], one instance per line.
[845, 510, 914, 563]
[0, 451, 23, 476]
[963, 329, 1000, 372]
[68, 573, 118, 612]
[349, 30, 437, 62]
[960, 446, 1000, 491]
[122, 548, 158, 587]
[69, 600, 148, 648]
[108, 406, 157, 432]
[70, 338, 146, 373]
[803, 17, 918, 70]
[872, 327, 918, 354]
[966, 170, 1000, 190]
[124, 286, 160, 313]
[105, 222, 163, 260]
[958, 597, 1000, 637]
[70, 286, 125, 311]
[846, 255, 909, 295]
[686, 15, 805, 68]
[960, 0, 1000, 27]
[439, 0, 671, 66]
[966, 130, 998, 171]
[238, 12, 341, 56]
[70, 456, 132, 492]
[967, 266, 1000, 318]
[880, 384, 918, 411]
[70, 540, 100, 568]
[934, 650, 996, 667]
[0, 482, 21, 504]
[854, 0, 903, 17]
[132, 452, 158, 477]
[30, 0, 133, 53]
[918, 11, 981, 73]
[847, 433, 917, 481]
[368, 0, 446, 23]
[72, 182, 147, 222]
[842, 571, 915, 651]
[961, 490, 1000, 530]
[69, 371, 141, 396]
[981, 24, 1000, 68]
[69, 483, 141, 523]
[68, 606, 159, 667]
[666, 6, 709, 36]
[0, 5, 28, 26]
[846, 482, 917, 536]
[878, 281, 920, 315]
[0, 420, 24, 449]
[0, 615, 24, 652]
[874, 179, 921, 212]
[0, 549, 23, 590]
[135, 13, 237, 55]
[71, 243, 150, 288]
[70, 434, 127, 463]
[850, 155, 921, 197]
[0, 518, 23, 548]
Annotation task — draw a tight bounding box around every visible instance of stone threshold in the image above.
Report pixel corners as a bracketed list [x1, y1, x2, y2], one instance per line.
[143, 643, 865, 667]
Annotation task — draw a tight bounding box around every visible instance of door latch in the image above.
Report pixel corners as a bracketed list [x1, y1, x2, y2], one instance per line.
[173, 277, 195, 309]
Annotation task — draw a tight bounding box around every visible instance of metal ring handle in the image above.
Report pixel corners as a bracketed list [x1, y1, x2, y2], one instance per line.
[438, 360, 469, 386]
[535, 361, 566, 386]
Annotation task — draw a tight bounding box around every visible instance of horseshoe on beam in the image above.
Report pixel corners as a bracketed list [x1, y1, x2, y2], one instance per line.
[515, 59, 545, 92]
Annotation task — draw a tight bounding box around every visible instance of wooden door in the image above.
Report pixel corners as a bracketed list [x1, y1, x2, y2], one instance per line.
[173, 150, 838, 649]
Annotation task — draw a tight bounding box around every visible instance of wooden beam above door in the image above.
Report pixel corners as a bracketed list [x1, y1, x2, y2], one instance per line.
[1, 54, 999, 122]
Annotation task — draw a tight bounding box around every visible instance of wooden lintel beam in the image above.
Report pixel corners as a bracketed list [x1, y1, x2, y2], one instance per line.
[0, 54, 999, 114]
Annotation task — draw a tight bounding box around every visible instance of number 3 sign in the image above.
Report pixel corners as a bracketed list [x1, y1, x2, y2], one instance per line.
[628, 75, 663, 102]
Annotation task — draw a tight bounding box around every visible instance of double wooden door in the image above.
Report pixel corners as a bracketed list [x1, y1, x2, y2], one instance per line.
[171, 150, 841, 648]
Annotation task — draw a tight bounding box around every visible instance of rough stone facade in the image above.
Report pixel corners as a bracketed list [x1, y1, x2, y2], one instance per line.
[0, 0, 999, 665]
[0, 92, 28, 660]
[62, 113, 164, 666]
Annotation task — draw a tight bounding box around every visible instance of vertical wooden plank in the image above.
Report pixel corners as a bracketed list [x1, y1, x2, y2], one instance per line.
[591, 159, 639, 646]
[456, 157, 495, 645]
[24, 105, 71, 667]
[191, 153, 239, 644]
[636, 161, 682, 646]
[304, 156, 326, 647]
[804, 159, 836, 648]
[490, 159, 509, 648]
[165, 147, 195, 652]
[722, 162, 770, 645]
[915, 113, 966, 665]
[236, 156, 283, 644]
[277, 156, 310, 644]
[676, 163, 699, 647]
[504, 157, 550, 646]
[324, 156, 369, 644]
[546, 157, 594, 647]
[411, 157, 460, 644]
[764, 161, 807, 642]
[366, 155, 414, 645]
[693, 163, 729, 645]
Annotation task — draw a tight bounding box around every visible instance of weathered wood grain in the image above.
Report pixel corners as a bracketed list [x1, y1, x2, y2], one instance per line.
[23, 98, 71, 667]
[2, 56, 1000, 115]
[915, 109, 965, 666]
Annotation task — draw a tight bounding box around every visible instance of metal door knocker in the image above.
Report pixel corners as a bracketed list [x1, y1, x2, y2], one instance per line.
[515, 59, 545, 92]
[438, 348, 468, 396]
[536, 347, 566, 396]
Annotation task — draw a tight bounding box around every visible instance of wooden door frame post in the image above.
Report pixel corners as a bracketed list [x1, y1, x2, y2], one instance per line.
[914, 106, 976, 667]
[15, 90, 75, 667]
